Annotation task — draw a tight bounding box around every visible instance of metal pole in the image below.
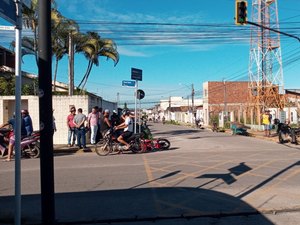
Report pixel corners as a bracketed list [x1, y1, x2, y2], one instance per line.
[139, 99, 141, 132]
[14, 1, 22, 224]
[134, 81, 138, 133]
[38, 0, 55, 224]
[68, 32, 74, 95]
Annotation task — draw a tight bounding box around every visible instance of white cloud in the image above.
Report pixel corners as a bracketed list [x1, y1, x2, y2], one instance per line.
[117, 46, 150, 57]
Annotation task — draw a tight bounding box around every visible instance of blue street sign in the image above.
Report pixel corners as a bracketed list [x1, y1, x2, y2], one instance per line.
[0, 0, 16, 25]
[122, 80, 136, 87]
[0, 0, 31, 25]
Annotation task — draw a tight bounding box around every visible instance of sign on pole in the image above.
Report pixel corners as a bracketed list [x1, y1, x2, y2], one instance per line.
[122, 80, 136, 87]
[137, 89, 145, 100]
[131, 68, 143, 81]
[0, 0, 17, 25]
[0, 25, 15, 30]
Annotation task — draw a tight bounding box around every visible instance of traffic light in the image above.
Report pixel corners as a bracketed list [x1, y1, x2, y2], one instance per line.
[235, 0, 248, 25]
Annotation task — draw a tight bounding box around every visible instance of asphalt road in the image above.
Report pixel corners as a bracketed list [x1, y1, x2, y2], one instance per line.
[1, 122, 300, 225]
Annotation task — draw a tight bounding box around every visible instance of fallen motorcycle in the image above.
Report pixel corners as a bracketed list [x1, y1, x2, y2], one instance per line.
[140, 122, 171, 152]
[140, 138, 170, 152]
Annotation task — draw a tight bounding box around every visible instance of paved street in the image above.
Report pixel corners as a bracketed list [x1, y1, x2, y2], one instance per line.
[1, 122, 300, 225]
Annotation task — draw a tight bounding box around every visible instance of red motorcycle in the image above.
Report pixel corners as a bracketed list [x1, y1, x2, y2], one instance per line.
[0, 128, 40, 159]
[140, 138, 170, 152]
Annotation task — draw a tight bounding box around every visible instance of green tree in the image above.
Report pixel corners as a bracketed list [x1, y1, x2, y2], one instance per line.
[0, 76, 15, 95]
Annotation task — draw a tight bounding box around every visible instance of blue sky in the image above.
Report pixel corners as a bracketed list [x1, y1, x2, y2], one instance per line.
[1, 0, 300, 108]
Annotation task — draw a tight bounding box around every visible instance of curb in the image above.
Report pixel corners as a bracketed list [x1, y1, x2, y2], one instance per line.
[53, 145, 95, 154]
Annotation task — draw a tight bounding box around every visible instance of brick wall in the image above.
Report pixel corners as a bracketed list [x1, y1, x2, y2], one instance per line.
[207, 81, 249, 104]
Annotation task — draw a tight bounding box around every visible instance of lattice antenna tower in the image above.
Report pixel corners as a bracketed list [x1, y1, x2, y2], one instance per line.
[249, 0, 284, 110]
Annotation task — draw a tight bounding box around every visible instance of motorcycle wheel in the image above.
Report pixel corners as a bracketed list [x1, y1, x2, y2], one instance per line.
[130, 139, 142, 153]
[95, 141, 110, 156]
[278, 131, 285, 144]
[157, 138, 170, 150]
[22, 144, 40, 158]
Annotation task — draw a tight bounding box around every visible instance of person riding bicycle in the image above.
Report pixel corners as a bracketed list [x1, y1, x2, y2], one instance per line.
[114, 110, 134, 151]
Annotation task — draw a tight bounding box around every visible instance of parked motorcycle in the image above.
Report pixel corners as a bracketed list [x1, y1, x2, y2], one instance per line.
[0, 128, 40, 159]
[95, 129, 143, 156]
[277, 122, 300, 144]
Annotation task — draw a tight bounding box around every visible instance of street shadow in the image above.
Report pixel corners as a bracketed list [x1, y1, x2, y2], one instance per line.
[0, 187, 274, 225]
[142, 147, 180, 154]
[196, 163, 252, 188]
[196, 161, 300, 200]
[130, 170, 181, 189]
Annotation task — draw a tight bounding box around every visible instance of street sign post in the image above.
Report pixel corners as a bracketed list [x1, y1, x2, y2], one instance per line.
[131, 68, 142, 133]
[0, 1, 23, 225]
[122, 80, 136, 87]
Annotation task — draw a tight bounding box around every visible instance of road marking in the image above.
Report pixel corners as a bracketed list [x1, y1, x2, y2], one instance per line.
[143, 155, 154, 182]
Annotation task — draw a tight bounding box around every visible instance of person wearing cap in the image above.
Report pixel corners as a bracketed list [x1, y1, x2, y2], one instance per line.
[66, 106, 76, 147]
[21, 109, 33, 136]
[87, 106, 100, 145]
[262, 109, 272, 137]
[99, 109, 112, 137]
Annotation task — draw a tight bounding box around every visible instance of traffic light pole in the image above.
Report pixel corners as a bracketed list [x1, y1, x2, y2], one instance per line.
[247, 21, 300, 42]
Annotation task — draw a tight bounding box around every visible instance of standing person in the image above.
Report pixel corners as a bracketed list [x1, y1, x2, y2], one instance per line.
[0, 113, 27, 161]
[115, 110, 134, 151]
[87, 106, 99, 145]
[66, 106, 76, 147]
[262, 109, 272, 137]
[99, 109, 112, 137]
[21, 109, 33, 136]
[52, 109, 57, 136]
[73, 108, 87, 149]
[96, 107, 103, 142]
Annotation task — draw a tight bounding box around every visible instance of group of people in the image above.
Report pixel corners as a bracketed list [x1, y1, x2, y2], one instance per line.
[66, 107, 134, 150]
[0, 109, 33, 161]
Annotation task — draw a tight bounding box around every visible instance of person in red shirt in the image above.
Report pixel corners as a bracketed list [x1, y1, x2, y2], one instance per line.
[66, 106, 76, 147]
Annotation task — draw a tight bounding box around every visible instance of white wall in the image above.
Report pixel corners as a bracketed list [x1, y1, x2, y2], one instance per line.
[0, 95, 117, 144]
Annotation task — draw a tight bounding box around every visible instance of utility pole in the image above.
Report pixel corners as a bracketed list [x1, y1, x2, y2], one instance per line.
[39, 0, 55, 224]
[191, 83, 195, 115]
[168, 96, 171, 120]
[68, 32, 74, 96]
[223, 79, 227, 122]
[117, 92, 120, 108]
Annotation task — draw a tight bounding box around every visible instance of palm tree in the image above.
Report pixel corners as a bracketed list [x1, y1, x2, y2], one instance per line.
[75, 32, 119, 90]
[51, 9, 79, 91]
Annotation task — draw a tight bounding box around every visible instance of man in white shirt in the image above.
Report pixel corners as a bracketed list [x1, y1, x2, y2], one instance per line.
[115, 110, 133, 150]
